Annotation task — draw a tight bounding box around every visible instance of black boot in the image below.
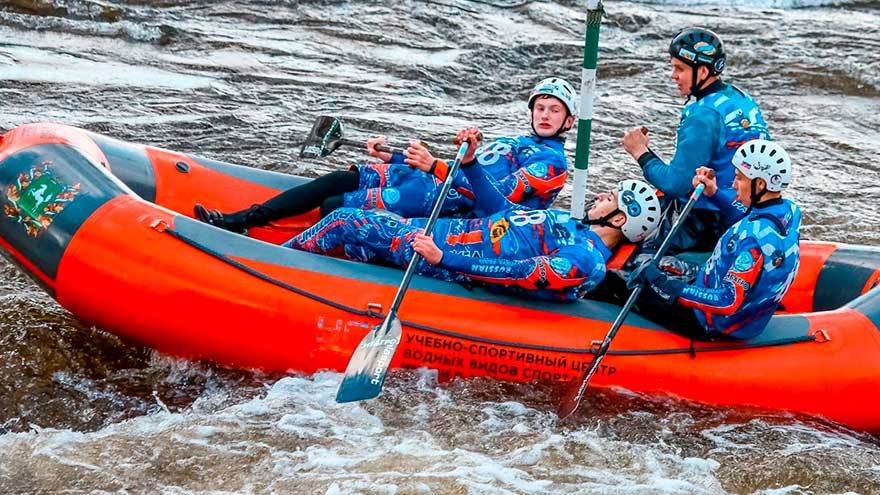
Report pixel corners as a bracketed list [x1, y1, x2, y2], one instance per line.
[193, 203, 273, 233]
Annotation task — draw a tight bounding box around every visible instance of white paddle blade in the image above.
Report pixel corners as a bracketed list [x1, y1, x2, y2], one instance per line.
[335, 316, 402, 403]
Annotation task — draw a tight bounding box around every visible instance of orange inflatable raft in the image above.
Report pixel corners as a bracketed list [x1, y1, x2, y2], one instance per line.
[1, 123, 879, 432]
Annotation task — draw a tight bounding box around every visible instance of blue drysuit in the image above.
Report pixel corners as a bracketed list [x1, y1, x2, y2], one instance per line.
[287, 157, 612, 302]
[344, 134, 568, 217]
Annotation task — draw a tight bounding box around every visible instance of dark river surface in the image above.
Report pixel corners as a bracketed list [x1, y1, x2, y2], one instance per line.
[2, 0, 880, 493]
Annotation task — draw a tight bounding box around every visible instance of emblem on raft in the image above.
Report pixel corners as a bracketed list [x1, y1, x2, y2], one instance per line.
[2, 162, 81, 237]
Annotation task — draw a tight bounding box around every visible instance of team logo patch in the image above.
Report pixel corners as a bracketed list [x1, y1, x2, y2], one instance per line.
[733, 250, 755, 271]
[381, 188, 400, 205]
[549, 257, 572, 274]
[490, 218, 509, 244]
[678, 48, 696, 62]
[694, 41, 717, 56]
[2, 164, 81, 237]
[527, 162, 548, 177]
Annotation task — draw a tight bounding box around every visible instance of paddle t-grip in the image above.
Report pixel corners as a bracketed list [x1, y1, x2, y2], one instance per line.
[453, 131, 484, 146]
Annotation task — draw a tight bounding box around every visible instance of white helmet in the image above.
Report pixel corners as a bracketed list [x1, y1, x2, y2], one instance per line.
[617, 179, 661, 243]
[528, 77, 578, 118]
[732, 139, 792, 192]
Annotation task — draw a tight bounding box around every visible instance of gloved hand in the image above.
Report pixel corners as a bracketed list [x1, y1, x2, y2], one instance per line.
[626, 260, 685, 304]
[626, 261, 664, 290]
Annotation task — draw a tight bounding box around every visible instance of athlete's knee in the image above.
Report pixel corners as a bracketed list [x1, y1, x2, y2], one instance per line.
[320, 195, 345, 217]
[323, 206, 367, 223]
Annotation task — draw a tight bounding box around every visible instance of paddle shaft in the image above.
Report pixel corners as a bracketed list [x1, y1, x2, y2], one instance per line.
[334, 141, 472, 403]
[383, 141, 470, 320]
[559, 182, 706, 419]
[337, 138, 394, 154]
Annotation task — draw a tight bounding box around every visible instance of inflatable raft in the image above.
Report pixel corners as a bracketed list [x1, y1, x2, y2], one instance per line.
[2, 123, 879, 432]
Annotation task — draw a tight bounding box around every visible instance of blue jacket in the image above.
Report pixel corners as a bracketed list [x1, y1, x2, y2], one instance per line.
[430, 134, 568, 215]
[638, 81, 770, 211]
[431, 161, 610, 301]
[675, 193, 802, 339]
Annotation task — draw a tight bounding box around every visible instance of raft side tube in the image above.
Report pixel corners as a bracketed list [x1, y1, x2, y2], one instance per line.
[0, 143, 128, 287]
[87, 133, 157, 202]
[814, 244, 880, 312]
[848, 287, 880, 332]
[173, 216, 821, 349]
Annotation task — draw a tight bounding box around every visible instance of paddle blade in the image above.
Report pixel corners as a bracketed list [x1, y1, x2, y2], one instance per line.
[336, 316, 402, 403]
[300, 116, 345, 158]
[557, 353, 604, 420]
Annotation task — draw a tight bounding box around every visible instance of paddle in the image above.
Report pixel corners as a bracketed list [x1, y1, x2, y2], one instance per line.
[557, 181, 708, 420]
[335, 140, 472, 403]
[300, 116, 398, 159]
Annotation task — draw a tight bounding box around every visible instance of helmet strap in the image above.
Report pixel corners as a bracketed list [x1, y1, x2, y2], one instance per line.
[687, 66, 712, 102]
[749, 179, 768, 205]
[582, 209, 622, 229]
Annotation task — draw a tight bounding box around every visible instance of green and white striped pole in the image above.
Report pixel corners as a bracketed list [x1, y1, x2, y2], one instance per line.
[571, 0, 603, 219]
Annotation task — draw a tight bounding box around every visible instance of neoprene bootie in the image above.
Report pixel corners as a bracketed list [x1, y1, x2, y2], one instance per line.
[193, 203, 273, 233]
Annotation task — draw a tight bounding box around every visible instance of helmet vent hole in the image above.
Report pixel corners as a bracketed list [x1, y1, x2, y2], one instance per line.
[777, 159, 785, 164]
[769, 149, 777, 157]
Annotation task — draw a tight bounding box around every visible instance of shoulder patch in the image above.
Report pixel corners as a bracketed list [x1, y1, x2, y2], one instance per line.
[733, 250, 756, 271]
[549, 256, 573, 274]
[526, 161, 549, 177]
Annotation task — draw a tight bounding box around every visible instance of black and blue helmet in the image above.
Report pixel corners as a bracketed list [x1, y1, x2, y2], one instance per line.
[669, 27, 726, 76]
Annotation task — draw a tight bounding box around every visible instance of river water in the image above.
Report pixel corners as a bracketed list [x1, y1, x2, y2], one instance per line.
[2, 0, 880, 493]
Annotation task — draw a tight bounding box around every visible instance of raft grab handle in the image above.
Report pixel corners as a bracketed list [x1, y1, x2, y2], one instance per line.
[367, 303, 383, 318]
[810, 329, 831, 343]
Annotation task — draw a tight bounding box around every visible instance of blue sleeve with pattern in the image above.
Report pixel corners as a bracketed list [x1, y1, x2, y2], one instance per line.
[639, 108, 720, 198]
[707, 187, 748, 227]
[439, 245, 604, 300]
[490, 149, 568, 208]
[677, 238, 764, 315]
[460, 162, 517, 215]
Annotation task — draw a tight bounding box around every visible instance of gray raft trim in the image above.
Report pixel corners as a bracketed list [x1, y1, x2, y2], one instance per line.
[163, 219, 817, 356]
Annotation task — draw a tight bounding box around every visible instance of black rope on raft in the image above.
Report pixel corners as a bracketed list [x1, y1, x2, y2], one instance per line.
[160, 224, 817, 356]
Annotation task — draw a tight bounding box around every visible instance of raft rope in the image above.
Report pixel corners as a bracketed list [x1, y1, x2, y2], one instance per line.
[162, 225, 817, 357]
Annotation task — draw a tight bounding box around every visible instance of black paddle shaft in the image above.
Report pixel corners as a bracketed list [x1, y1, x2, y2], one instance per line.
[337, 138, 392, 154]
[383, 141, 470, 318]
[558, 182, 707, 420]
[334, 140, 473, 403]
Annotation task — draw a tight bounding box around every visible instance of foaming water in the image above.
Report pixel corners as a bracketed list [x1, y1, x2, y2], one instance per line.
[1, 43, 215, 88]
[2, 371, 878, 493]
[2, 0, 880, 493]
